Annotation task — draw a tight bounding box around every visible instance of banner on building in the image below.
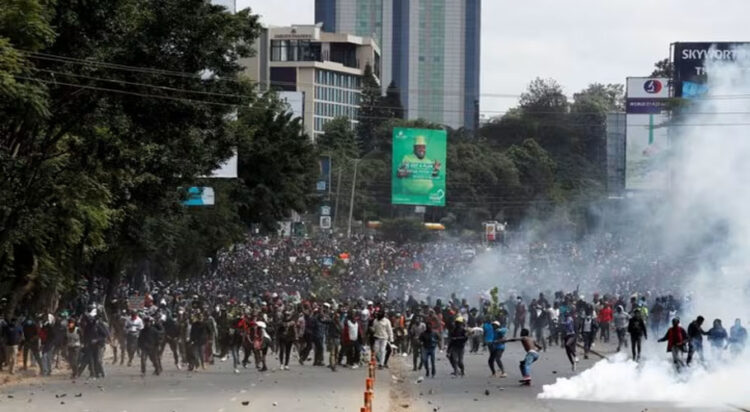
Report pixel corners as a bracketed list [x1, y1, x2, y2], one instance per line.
[391, 128, 447, 206]
[673, 42, 750, 98]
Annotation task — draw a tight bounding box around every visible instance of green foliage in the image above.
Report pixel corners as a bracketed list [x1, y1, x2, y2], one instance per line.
[1, 0, 266, 313]
[234, 93, 318, 230]
[519, 77, 568, 115]
[651, 58, 674, 78]
[318, 116, 360, 161]
[356, 64, 383, 154]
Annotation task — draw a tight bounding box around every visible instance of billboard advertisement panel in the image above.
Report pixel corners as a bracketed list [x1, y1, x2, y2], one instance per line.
[673, 42, 750, 97]
[626, 113, 669, 191]
[625, 77, 670, 191]
[391, 128, 447, 206]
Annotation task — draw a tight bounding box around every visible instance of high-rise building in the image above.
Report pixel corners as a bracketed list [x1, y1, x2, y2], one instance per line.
[315, 0, 481, 130]
[242, 24, 381, 140]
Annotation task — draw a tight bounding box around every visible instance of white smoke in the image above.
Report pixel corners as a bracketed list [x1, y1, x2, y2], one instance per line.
[539, 46, 750, 408]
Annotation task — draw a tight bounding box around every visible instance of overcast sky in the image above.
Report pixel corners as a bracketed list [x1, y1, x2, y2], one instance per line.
[238, 0, 750, 116]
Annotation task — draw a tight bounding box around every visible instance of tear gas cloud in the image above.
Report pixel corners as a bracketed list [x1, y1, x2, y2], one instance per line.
[533, 46, 750, 406]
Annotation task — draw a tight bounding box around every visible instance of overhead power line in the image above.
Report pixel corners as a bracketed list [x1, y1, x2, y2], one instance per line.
[25, 50, 750, 102]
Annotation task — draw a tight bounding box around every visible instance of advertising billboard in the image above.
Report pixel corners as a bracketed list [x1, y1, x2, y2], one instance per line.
[673, 42, 750, 97]
[626, 77, 670, 114]
[391, 128, 447, 206]
[626, 77, 670, 191]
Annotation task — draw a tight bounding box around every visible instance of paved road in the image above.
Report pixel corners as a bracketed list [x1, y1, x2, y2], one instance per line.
[385, 340, 735, 412]
[0, 349, 388, 412]
[0, 341, 739, 412]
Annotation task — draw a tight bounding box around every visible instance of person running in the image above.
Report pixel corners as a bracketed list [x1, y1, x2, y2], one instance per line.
[65, 318, 82, 378]
[252, 321, 271, 372]
[706, 319, 728, 359]
[277, 310, 296, 371]
[447, 317, 468, 376]
[627, 309, 648, 361]
[373, 310, 393, 369]
[728, 319, 747, 356]
[505, 329, 543, 385]
[658, 317, 687, 372]
[488, 321, 507, 377]
[613, 305, 630, 352]
[579, 310, 598, 360]
[408, 314, 425, 371]
[138, 317, 163, 376]
[686, 316, 708, 366]
[562, 313, 578, 371]
[124, 310, 144, 367]
[419, 323, 439, 378]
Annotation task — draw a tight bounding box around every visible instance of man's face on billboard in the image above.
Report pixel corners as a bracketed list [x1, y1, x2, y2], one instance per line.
[414, 144, 426, 159]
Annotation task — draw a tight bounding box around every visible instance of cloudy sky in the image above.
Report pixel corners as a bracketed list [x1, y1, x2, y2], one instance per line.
[238, 0, 749, 116]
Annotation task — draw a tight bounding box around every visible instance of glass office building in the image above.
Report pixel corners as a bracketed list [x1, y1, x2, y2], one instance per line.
[316, 0, 480, 130]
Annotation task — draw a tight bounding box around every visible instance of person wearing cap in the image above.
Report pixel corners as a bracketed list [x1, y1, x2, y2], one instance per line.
[488, 320, 508, 377]
[447, 316, 468, 376]
[395, 134, 442, 196]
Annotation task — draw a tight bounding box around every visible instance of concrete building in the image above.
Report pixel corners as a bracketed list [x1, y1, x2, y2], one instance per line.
[242, 24, 380, 140]
[315, 0, 481, 131]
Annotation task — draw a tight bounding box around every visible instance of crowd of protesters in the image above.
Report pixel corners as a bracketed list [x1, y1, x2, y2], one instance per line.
[0, 234, 746, 383]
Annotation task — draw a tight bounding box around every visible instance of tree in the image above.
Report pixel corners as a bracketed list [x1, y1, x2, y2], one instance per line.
[505, 139, 558, 202]
[234, 93, 318, 230]
[651, 58, 674, 78]
[519, 78, 569, 115]
[1, 0, 263, 312]
[379, 81, 404, 120]
[357, 63, 383, 154]
[571, 83, 624, 113]
[318, 116, 360, 161]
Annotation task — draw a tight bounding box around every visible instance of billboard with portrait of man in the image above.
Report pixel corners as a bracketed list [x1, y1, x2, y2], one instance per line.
[391, 128, 447, 206]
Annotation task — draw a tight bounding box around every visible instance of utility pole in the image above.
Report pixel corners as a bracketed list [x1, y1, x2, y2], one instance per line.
[346, 158, 360, 238]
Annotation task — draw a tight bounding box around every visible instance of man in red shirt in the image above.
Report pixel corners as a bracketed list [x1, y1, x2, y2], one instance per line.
[598, 304, 613, 343]
[658, 317, 688, 371]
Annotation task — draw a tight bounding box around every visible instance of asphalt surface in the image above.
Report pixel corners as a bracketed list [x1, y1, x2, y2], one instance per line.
[0, 341, 739, 412]
[0, 348, 389, 412]
[386, 339, 736, 412]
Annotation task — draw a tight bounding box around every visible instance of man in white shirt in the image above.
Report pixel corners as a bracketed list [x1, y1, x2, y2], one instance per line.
[372, 311, 393, 369]
[124, 311, 144, 367]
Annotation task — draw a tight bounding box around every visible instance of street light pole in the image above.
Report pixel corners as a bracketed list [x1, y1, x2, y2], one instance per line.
[346, 158, 360, 238]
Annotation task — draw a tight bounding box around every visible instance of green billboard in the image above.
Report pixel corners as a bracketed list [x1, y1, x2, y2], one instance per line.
[391, 128, 447, 206]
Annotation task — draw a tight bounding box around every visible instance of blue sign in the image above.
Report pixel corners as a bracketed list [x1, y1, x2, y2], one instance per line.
[182, 187, 215, 206]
